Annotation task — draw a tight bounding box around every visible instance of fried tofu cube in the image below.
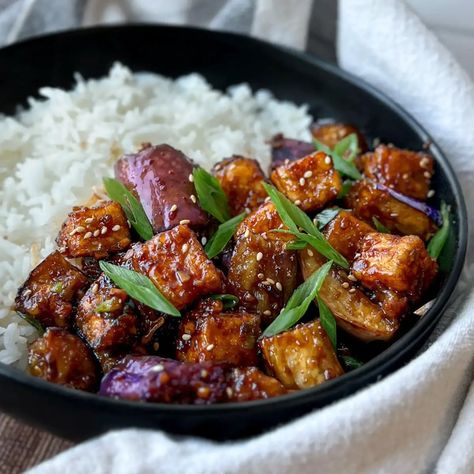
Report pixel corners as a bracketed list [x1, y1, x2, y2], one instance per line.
[346, 180, 437, 240]
[299, 250, 398, 341]
[352, 233, 438, 300]
[212, 156, 268, 216]
[311, 122, 367, 151]
[57, 201, 131, 259]
[131, 225, 223, 310]
[271, 151, 342, 211]
[323, 210, 374, 261]
[15, 251, 88, 328]
[28, 328, 98, 391]
[226, 367, 287, 402]
[359, 145, 434, 200]
[259, 321, 344, 389]
[176, 308, 261, 366]
[76, 274, 138, 350]
[228, 203, 297, 324]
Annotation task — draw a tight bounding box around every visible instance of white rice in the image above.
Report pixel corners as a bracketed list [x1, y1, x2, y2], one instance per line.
[0, 62, 312, 369]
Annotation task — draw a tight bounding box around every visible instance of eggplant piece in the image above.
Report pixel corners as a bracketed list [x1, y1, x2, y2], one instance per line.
[28, 328, 98, 391]
[271, 151, 342, 212]
[359, 145, 434, 200]
[259, 320, 344, 389]
[212, 156, 268, 216]
[270, 134, 315, 169]
[15, 251, 88, 328]
[99, 355, 228, 404]
[299, 250, 398, 341]
[115, 144, 209, 232]
[311, 122, 367, 152]
[57, 201, 131, 259]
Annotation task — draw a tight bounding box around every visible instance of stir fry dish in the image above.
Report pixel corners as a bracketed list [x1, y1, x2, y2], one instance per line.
[14, 124, 451, 404]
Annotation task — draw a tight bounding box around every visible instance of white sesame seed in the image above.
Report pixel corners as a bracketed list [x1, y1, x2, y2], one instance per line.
[256, 252, 263, 261]
[181, 333, 191, 341]
[299, 177, 306, 186]
[100, 226, 107, 235]
[179, 219, 191, 225]
[245, 207, 251, 214]
[348, 274, 357, 282]
[424, 171, 431, 179]
[284, 159, 290, 165]
[188, 174, 194, 182]
[342, 282, 350, 289]
[263, 310, 272, 316]
[170, 204, 178, 213]
[84, 231, 92, 239]
[182, 243, 189, 253]
[150, 364, 164, 372]
[325, 155, 332, 165]
[402, 173, 409, 179]
[91, 283, 99, 293]
[23, 289, 32, 297]
[85, 218, 94, 224]
[201, 236, 207, 245]
[390, 213, 398, 217]
[190, 194, 197, 203]
[276, 282, 283, 291]
[93, 229, 100, 237]
[201, 369, 208, 378]
[244, 229, 250, 238]
[206, 344, 215, 351]
[294, 200, 302, 206]
[257, 273, 264, 279]
[304, 171, 313, 178]
[69, 228, 78, 236]
[226, 387, 234, 398]
[307, 249, 314, 257]
[420, 157, 430, 168]
[427, 189, 435, 198]
[76, 226, 86, 233]
[349, 288, 356, 294]
[153, 342, 160, 351]
[112, 224, 121, 232]
[266, 278, 275, 285]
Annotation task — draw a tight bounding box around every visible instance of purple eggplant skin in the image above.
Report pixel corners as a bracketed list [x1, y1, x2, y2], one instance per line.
[99, 355, 229, 404]
[270, 134, 315, 169]
[115, 144, 209, 232]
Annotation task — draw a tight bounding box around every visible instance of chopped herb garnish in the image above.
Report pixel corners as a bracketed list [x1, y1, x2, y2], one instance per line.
[317, 295, 336, 348]
[16, 311, 44, 335]
[427, 201, 450, 259]
[338, 179, 354, 198]
[333, 133, 359, 163]
[262, 260, 333, 337]
[209, 294, 240, 309]
[192, 167, 231, 223]
[205, 213, 245, 259]
[51, 281, 64, 294]
[262, 183, 349, 269]
[340, 355, 364, 370]
[315, 207, 342, 229]
[103, 177, 154, 240]
[99, 261, 180, 317]
[372, 217, 390, 233]
[95, 299, 116, 313]
[286, 239, 308, 250]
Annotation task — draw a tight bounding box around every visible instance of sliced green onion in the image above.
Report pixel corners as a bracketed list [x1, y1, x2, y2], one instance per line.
[317, 295, 337, 348]
[313, 138, 362, 180]
[209, 294, 239, 309]
[16, 311, 44, 335]
[333, 133, 359, 163]
[340, 355, 364, 370]
[372, 217, 390, 233]
[205, 213, 245, 259]
[427, 201, 451, 259]
[315, 207, 342, 229]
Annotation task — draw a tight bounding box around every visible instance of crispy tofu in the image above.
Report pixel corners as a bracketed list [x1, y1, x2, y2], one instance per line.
[352, 233, 438, 300]
[212, 156, 268, 216]
[259, 321, 344, 389]
[176, 308, 261, 366]
[57, 201, 131, 259]
[75, 274, 138, 350]
[311, 122, 367, 151]
[131, 225, 223, 310]
[299, 250, 398, 341]
[28, 328, 98, 391]
[323, 210, 374, 261]
[226, 367, 287, 401]
[271, 151, 342, 211]
[345, 180, 437, 240]
[228, 203, 297, 324]
[359, 145, 433, 200]
[15, 251, 88, 328]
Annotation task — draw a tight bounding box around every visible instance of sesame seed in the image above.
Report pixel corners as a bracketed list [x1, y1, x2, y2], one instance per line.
[402, 173, 409, 179]
[100, 226, 107, 235]
[179, 219, 191, 225]
[190, 194, 197, 203]
[266, 278, 275, 285]
[112, 224, 121, 232]
[349, 288, 356, 294]
[188, 174, 194, 182]
[201, 236, 207, 245]
[263, 310, 271, 316]
[153, 342, 160, 351]
[284, 159, 290, 165]
[427, 189, 435, 198]
[91, 283, 99, 293]
[276, 282, 283, 291]
[257, 273, 264, 279]
[264, 196, 271, 203]
[150, 364, 164, 372]
[93, 229, 100, 237]
[256, 252, 263, 261]
[84, 218, 94, 224]
[294, 200, 302, 206]
[303, 171, 313, 178]
[348, 274, 357, 282]
[76, 226, 86, 233]
[181, 333, 191, 341]
[206, 344, 214, 351]
[420, 157, 430, 168]
[245, 207, 251, 214]
[201, 369, 208, 378]
[84, 231, 92, 239]
[390, 213, 398, 217]
[325, 155, 332, 165]
[182, 243, 189, 253]
[307, 249, 314, 257]
[226, 387, 234, 398]
[244, 229, 250, 238]
[342, 282, 350, 289]
[299, 177, 306, 186]
[424, 171, 431, 179]
[170, 204, 178, 213]
[23, 289, 32, 297]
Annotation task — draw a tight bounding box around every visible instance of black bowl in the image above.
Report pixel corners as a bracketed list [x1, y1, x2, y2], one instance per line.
[0, 25, 467, 441]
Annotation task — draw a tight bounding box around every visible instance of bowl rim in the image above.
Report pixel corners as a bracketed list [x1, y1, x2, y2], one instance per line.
[0, 23, 468, 416]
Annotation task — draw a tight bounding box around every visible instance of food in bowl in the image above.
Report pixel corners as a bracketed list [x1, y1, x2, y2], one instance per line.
[2, 65, 450, 405]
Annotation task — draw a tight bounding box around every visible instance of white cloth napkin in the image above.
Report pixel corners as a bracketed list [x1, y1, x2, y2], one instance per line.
[28, 1, 474, 473]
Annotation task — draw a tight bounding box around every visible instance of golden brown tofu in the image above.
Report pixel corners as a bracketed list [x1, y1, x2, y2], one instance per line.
[212, 156, 268, 216]
[311, 122, 367, 151]
[75, 274, 138, 350]
[346, 180, 437, 240]
[228, 203, 297, 324]
[15, 251, 88, 328]
[359, 145, 434, 200]
[323, 210, 374, 261]
[176, 307, 261, 366]
[226, 367, 288, 401]
[57, 201, 131, 259]
[352, 233, 438, 300]
[259, 321, 343, 389]
[299, 250, 398, 341]
[131, 225, 223, 310]
[28, 328, 98, 391]
[271, 151, 342, 211]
